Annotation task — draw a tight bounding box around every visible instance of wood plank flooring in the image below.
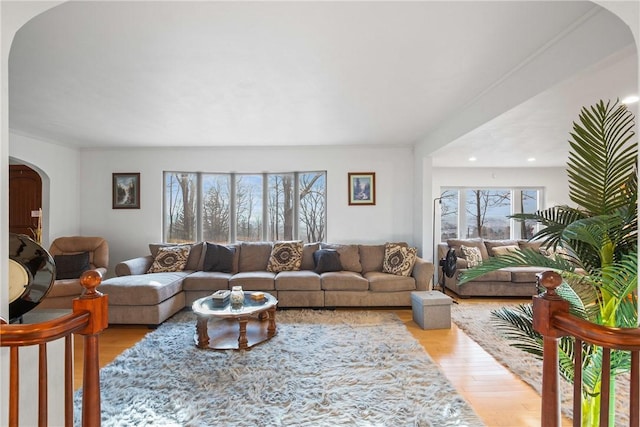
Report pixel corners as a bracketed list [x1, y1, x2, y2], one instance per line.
[74, 300, 571, 426]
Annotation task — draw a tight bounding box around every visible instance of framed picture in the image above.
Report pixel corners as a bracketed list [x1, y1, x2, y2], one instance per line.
[112, 173, 140, 209]
[348, 172, 375, 206]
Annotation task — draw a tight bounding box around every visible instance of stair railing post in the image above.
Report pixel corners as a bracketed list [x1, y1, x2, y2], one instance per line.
[72, 270, 109, 427]
[532, 271, 569, 427]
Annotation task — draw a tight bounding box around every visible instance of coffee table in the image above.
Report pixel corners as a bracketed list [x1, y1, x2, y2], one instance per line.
[192, 291, 278, 350]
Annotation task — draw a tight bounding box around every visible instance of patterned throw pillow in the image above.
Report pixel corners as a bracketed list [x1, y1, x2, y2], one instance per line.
[266, 241, 303, 272]
[147, 246, 191, 273]
[382, 243, 417, 277]
[461, 245, 483, 268]
[540, 246, 570, 261]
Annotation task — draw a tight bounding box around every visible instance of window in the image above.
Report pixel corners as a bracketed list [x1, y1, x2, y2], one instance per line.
[438, 188, 541, 241]
[164, 171, 326, 244]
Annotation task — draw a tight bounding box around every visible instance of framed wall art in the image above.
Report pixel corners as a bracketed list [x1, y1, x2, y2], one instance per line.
[112, 173, 140, 209]
[348, 172, 375, 206]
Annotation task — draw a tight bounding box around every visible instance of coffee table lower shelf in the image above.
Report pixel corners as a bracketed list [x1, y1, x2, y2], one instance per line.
[194, 315, 276, 350]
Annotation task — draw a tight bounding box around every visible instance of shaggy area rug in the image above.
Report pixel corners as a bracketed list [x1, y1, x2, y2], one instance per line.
[76, 310, 484, 426]
[451, 300, 630, 425]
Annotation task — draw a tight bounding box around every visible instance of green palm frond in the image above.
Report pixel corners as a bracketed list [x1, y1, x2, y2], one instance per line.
[511, 205, 587, 248]
[491, 305, 542, 357]
[567, 100, 637, 215]
[555, 280, 599, 322]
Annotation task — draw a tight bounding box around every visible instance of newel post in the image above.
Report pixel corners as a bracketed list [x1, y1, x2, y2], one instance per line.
[533, 271, 569, 427]
[72, 270, 109, 427]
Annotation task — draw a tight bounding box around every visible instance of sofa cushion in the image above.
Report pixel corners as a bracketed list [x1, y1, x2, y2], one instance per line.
[54, 252, 90, 280]
[382, 243, 417, 277]
[229, 271, 275, 290]
[365, 271, 416, 292]
[460, 246, 483, 268]
[447, 238, 489, 260]
[182, 271, 232, 291]
[267, 241, 303, 272]
[147, 245, 191, 273]
[503, 267, 545, 283]
[301, 242, 320, 271]
[320, 271, 369, 291]
[149, 242, 204, 271]
[238, 242, 273, 272]
[320, 243, 362, 272]
[491, 245, 521, 256]
[275, 271, 321, 291]
[100, 272, 189, 305]
[359, 244, 385, 273]
[313, 249, 343, 274]
[484, 240, 518, 257]
[518, 240, 544, 252]
[202, 243, 236, 273]
[458, 269, 511, 282]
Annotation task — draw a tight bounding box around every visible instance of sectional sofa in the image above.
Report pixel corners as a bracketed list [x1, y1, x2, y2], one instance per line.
[437, 238, 548, 297]
[99, 241, 434, 325]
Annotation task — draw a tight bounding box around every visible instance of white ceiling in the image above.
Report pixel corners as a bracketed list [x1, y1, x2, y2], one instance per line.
[8, 1, 638, 167]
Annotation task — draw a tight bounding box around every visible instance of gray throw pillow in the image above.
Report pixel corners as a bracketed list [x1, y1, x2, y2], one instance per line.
[313, 249, 342, 274]
[203, 243, 236, 273]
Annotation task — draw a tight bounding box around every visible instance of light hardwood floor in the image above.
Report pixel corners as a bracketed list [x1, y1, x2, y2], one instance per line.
[74, 301, 571, 426]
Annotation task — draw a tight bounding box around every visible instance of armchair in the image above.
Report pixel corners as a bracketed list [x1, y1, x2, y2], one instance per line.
[38, 236, 109, 309]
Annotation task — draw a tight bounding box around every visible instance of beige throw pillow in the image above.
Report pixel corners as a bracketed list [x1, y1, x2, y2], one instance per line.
[382, 243, 417, 277]
[266, 241, 303, 272]
[491, 245, 520, 256]
[460, 245, 482, 268]
[147, 245, 191, 273]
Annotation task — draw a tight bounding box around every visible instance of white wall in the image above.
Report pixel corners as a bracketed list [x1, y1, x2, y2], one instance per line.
[79, 145, 416, 275]
[9, 132, 80, 247]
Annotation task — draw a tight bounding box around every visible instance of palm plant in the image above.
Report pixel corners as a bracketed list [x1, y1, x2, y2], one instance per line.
[459, 99, 637, 426]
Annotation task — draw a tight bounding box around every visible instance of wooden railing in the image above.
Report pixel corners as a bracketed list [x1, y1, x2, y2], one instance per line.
[1, 270, 108, 427]
[533, 270, 640, 427]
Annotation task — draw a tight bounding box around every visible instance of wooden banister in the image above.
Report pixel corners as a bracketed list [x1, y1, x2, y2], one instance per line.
[1, 270, 108, 427]
[533, 270, 640, 427]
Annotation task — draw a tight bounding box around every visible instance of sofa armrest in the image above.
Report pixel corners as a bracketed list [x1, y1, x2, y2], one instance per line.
[115, 256, 153, 276]
[412, 257, 435, 291]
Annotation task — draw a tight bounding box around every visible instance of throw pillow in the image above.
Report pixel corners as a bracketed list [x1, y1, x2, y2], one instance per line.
[54, 252, 90, 280]
[320, 243, 362, 272]
[460, 245, 483, 268]
[203, 243, 236, 273]
[147, 245, 191, 273]
[491, 245, 521, 257]
[313, 249, 343, 274]
[382, 243, 417, 277]
[267, 241, 303, 272]
[540, 246, 570, 260]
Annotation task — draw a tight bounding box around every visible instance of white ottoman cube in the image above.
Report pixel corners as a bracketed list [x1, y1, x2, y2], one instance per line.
[411, 291, 453, 330]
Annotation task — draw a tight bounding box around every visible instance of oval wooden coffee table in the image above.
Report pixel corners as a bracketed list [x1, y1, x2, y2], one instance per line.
[192, 291, 278, 350]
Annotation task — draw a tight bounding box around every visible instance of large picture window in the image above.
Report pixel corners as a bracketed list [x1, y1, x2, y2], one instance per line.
[438, 187, 542, 241]
[164, 171, 326, 244]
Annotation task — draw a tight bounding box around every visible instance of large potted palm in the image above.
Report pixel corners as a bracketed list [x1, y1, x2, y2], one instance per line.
[459, 99, 637, 426]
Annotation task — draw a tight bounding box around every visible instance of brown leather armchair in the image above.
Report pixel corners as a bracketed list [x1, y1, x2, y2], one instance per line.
[38, 236, 109, 309]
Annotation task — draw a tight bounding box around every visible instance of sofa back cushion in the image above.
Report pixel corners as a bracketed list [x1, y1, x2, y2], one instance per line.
[484, 240, 518, 257]
[518, 240, 544, 252]
[447, 238, 489, 260]
[320, 243, 362, 273]
[238, 242, 273, 272]
[301, 242, 320, 271]
[359, 244, 385, 273]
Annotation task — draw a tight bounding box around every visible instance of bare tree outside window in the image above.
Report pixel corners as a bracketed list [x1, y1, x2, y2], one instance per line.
[236, 175, 263, 241]
[520, 190, 539, 239]
[165, 172, 197, 243]
[299, 172, 326, 243]
[465, 189, 511, 238]
[202, 174, 230, 243]
[268, 174, 294, 241]
[439, 190, 458, 241]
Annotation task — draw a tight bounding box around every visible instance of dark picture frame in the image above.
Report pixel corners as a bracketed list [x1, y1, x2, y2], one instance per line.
[348, 172, 375, 206]
[112, 173, 140, 209]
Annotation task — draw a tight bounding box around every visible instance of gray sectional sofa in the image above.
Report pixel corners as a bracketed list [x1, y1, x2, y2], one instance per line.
[437, 238, 547, 298]
[100, 241, 434, 325]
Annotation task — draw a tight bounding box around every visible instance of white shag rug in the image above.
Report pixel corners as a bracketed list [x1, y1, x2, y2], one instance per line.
[75, 309, 484, 427]
[451, 300, 630, 425]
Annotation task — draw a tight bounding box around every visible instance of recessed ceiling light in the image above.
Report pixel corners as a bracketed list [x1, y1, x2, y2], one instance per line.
[622, 95, 639, 105]
[468, 157, 477, 162]
[527, 157, 536, 162]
